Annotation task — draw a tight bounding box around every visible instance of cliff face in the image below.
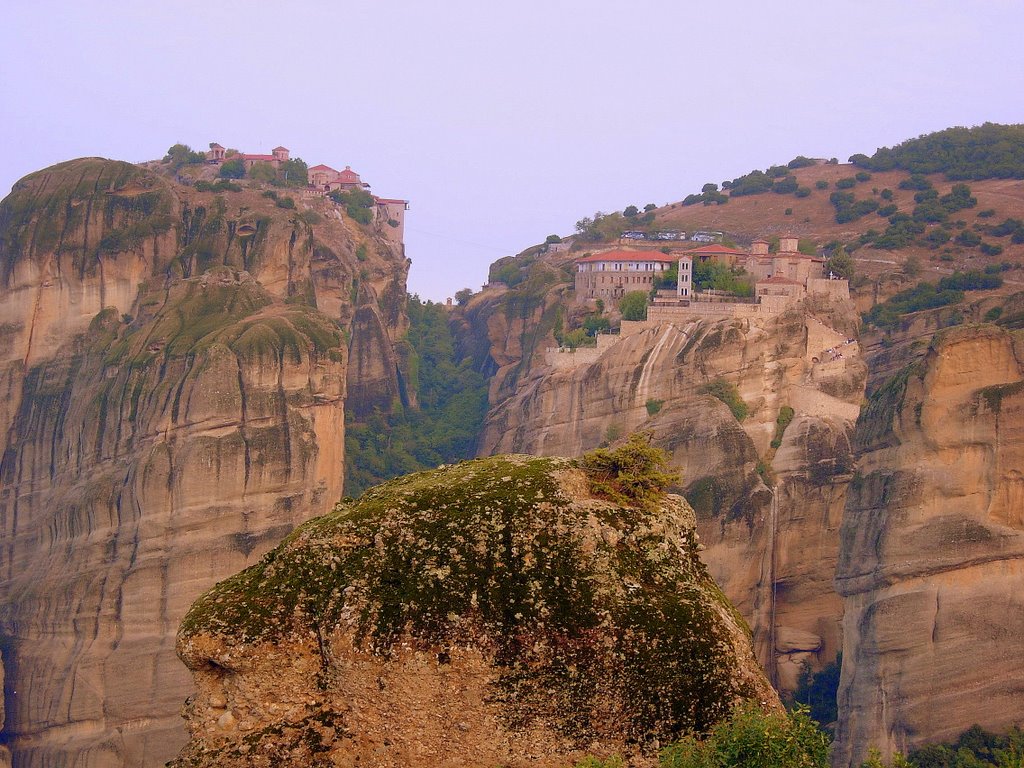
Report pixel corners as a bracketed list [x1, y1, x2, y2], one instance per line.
[475, 296, 866, 693]
[172, 455, 777, 768]
[833, 324, 1024, 766]
[0, 159, 409, 767]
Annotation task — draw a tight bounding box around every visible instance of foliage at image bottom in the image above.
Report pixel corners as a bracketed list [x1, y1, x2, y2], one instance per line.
[344, 296, 489, 496]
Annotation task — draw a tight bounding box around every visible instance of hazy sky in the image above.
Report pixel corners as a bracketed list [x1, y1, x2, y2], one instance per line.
[2, 1, 1023, 300]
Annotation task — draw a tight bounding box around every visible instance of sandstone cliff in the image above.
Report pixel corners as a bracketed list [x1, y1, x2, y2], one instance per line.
[473, 294, 866, 695]
[0, 159, 409, 767]
[172, 454, 777, 767]
[833, 323, 1024, 766]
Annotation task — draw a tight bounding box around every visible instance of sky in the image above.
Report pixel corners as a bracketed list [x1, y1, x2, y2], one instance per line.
[2, 0, 1023, 301]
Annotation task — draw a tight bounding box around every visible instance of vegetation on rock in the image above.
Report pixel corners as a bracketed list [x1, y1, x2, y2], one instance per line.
[579, 432, 679, 509]
[850, 123, 1024, 180]
[179, 454, 767, 751]
[345, 295, 489, 496]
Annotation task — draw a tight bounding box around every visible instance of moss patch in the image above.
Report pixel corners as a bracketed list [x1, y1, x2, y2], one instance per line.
[179, 455, 759, 745]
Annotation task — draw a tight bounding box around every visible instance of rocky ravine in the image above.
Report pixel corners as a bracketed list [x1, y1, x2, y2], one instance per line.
[172, 454, 778, 768]
[0, 159, 409, 767]
[833, 323, 1024, 766]
[475, 294, 866, 695]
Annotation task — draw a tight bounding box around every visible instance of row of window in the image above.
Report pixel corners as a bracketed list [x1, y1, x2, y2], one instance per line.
[577, 262, 671, 272]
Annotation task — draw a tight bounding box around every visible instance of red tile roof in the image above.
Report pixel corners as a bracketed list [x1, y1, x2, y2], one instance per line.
[309, 164, 336, 171]
[575, 250, 678, 264]
[241, 154, 275, 161]
[338, 168, 361, 181]
[273, 146, 288, 151]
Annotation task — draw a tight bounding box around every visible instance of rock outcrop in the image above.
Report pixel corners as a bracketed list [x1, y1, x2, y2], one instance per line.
[474, 298, 865, 693]
[833, 324, 1024, 766]
[0, 159, 409, 766]
[172, 454, 778, 767]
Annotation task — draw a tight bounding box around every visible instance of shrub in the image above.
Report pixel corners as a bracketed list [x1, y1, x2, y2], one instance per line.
[795, 186, 812, 198]
[880, 188, 894, 200]
[659, 702, 829, 768]
[579, 432, 678, 508]
[815, 180, 829, 190]
[855, 171, 872, 182]
[770, 405, 795, 449]
[980, 242, 1004, 256]
[275, 196, 295, 209]
[330, 187, 375, 225]
[773, 176, 799, 194]
[545, 233, 562, 244]
[785, 208, 793, 216]
[727, 169, 775, 196]
[899, 174, 933, 191]
[923, 227, 952, 247]
[985, 306, 1004, 322]
[788, 155, 817, 169]
[938, 270, 1002, 291]
[977, 208, 996, 218]
[698, 379, 748, 421]
[877, 204, 898, 217]
[955, 229, 981, 247]
[645, 398, 664, 416]
[836, 177, 857, 189]
[163, 143, 207, 171]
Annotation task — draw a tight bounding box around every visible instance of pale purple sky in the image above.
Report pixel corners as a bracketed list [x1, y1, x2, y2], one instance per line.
[2, 1, 1023, 300]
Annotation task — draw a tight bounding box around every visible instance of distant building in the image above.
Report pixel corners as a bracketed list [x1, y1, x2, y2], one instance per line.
[308, 164, 370, 193]
[374, 198, 410, 241]
[574, 249, 676, 301]
[205, 143, 289, 169]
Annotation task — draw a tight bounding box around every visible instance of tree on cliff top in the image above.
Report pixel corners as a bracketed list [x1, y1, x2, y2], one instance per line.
[619, 290, 648, 321]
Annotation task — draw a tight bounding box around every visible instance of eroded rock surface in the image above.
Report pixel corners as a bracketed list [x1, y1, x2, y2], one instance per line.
[0, 158, 409, 767]
[172, 455, 777, 768]
[475, 297, 865, 692]
[833, 324, 1024, 766]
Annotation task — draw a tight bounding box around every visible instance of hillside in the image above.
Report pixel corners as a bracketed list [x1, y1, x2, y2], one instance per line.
[448, 124, 1024, 765]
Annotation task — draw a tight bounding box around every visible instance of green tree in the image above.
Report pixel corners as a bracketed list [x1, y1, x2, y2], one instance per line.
[219, 158, 246, 179]
[659, 703, 829, 768]
[454, 288, 473, 306]
[624, 205, 639, 217]
[163, 143, 206, 171]
[619, 290, 648, 321]
[278, 157, 308, 186]
[545, 233, 562, 244]
[249, 161, 277, 183]
[827, 248, 855, 280]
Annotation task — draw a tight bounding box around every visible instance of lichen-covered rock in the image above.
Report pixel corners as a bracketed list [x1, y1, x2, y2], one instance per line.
[172, 455, 778, 767]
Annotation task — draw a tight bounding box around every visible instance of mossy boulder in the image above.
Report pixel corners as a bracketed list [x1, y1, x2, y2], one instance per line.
[174, 455, 778, 767]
